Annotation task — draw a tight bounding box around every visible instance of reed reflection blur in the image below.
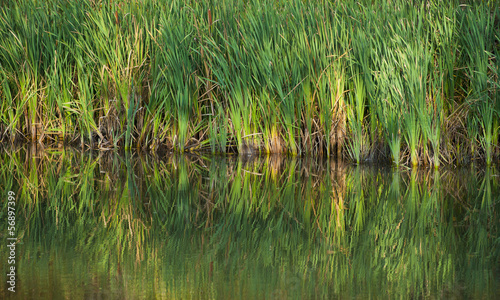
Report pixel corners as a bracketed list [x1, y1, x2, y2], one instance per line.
[0, 148, 498, 299]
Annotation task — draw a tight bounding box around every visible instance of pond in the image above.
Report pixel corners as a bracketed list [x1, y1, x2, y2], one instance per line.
[0, 148, 499, 299]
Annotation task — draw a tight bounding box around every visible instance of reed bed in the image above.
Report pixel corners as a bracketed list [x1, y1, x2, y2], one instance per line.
[0, 0, 499, 166]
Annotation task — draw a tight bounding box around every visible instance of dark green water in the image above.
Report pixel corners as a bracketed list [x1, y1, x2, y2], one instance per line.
[0, 148, 499, 299]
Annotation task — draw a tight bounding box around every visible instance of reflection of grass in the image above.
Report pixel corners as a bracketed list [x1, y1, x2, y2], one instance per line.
[0, 150, 498, 298]
[0, 1, 499, 166]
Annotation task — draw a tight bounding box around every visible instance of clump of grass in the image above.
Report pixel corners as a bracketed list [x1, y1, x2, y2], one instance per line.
[345, 75, 367, 164]
[461, 5, 498, 165]
[0, 0, 498, 166]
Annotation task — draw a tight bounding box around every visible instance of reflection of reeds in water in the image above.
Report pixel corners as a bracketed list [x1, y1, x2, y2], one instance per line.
[0, 150, 498, 298]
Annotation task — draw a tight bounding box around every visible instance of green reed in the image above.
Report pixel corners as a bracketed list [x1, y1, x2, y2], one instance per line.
[345, 75, 366, 164]
[0, 0, 498, 166]
[461, 5, 497, 165]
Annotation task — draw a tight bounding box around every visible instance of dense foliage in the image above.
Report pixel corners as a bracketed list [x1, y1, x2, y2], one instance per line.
[0, 0, 499, 166]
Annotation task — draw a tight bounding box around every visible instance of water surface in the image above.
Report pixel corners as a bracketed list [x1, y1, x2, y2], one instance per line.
[0, 149, 499, 299]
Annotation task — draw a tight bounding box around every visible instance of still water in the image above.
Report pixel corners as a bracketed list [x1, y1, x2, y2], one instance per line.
[0, 148, 499, 299]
